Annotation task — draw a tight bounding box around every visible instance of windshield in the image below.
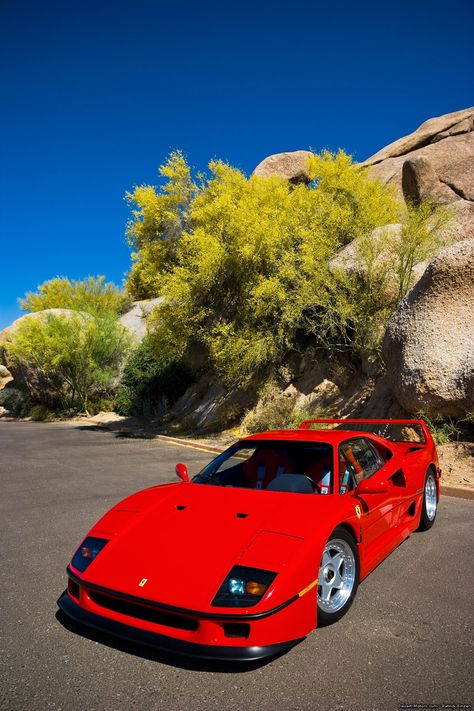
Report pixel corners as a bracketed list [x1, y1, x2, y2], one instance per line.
[193, 440, 334, 494]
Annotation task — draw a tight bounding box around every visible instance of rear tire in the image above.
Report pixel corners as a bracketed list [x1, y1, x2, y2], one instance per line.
[418, 470, 438, 531]
[317, 527, 359, 626]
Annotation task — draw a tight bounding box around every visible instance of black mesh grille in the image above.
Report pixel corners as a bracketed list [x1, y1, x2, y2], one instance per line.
[89, 591, 199, 631]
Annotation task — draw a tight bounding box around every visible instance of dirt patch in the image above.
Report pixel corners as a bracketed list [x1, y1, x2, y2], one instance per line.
[73, 411, 126, 425]
[437, 442, 474, 489]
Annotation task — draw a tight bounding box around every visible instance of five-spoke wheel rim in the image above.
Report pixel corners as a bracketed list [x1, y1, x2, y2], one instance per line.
[425, 474, 437, 521]
[318, 538, 356, 613]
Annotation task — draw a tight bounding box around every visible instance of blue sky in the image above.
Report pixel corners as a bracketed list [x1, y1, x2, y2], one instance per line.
[1, 0, 473, 329]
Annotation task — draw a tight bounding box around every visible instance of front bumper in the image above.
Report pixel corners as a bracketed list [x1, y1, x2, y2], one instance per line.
[57, 591, 301, 661]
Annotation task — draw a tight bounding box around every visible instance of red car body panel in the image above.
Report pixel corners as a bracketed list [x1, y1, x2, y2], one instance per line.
[59, 419, 440, 660]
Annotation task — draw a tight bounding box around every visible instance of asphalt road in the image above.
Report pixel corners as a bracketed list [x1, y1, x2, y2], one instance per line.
[0, 421, 472, 711]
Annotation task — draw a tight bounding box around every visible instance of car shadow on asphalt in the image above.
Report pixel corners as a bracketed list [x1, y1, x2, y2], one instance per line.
[55, 609, 288, 673]
[75, 424, 157, 439]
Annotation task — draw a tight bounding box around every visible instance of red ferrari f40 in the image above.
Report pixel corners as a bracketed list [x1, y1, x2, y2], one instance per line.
[58, 419, 440, 661]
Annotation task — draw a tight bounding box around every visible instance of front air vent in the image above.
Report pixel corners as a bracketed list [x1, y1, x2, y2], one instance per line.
[176, 505, 187, 510]
[89, 591, 199, 631]
[390, 469, 407, 488]
[235, 512, 248, 518]
[223, 622, 250, 638]
[68, 578, 80, 600]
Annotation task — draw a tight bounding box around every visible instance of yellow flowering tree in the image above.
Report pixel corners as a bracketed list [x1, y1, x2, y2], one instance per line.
[20, 276, 129, 316]
[126, 151, 402, 384]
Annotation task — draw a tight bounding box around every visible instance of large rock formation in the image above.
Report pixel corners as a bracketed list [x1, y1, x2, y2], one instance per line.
[119, 297, 163, 341]
[362, 107, 474, 244]
[382, 239, 474, 417]
[401, 156, 457, 205]
[168, 372, 257, 432]
[329, 223, 402, 278]
[362, 108, 474, 166]
[253, 150, 313, 183]
[367, 131, 474, 204]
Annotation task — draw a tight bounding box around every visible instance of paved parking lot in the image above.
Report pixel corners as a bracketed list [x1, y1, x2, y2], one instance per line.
[0, 421, 472, 711]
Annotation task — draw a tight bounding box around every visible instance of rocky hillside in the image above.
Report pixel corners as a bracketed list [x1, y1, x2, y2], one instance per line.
[153, 108, 474, 434]
[1, 108, 473, 438]
[363, 108, 474, 244]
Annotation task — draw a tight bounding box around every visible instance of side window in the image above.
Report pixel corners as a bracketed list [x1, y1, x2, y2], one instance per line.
[339, 438, 383, 492]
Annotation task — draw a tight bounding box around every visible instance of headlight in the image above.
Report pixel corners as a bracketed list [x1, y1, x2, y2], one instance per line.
[212, 565, 277, 607]
[71, 536, 108, 573]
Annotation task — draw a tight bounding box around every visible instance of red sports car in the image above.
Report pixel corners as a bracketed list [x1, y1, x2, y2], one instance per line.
[58, 419, 440, 661]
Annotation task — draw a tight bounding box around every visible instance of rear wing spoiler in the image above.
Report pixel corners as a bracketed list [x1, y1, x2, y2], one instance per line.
[299, 418, 432, 445]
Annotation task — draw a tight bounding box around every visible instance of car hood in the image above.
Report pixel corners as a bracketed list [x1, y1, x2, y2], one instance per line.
[78, 482, 333, 611]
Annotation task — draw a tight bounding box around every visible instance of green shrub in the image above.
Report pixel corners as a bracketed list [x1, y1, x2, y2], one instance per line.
[323, 200, 451, 358]
[20, 276, 130, 316]
[29, 404, 55, 421]
[3, 312, 132, 415]
[394, 200, 451, 301]
[417, 412, 462, 445]
[86, 398, 116, 415]
[242, 392, 296, 434]
[128, 151, 402, 384]
[115, 338, 192, 418]
[0, 388, 31, 417]
[241, 381, 334, 434]
[126, 149, 452, 385]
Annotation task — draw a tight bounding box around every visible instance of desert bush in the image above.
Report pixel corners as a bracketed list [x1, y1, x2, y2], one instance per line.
[417, 411, 462, 445]
[3, 313, 132, 415]
[242, 391, 296, 434]
[242, 397, 333, 434]
[20, 276, 130, 316]
[29, 404, 55, 421]
[241, 380, 333, 434]
[323, 200, 451, 357]
[128, 151, 402, 384]
[0, 388, 31, 417]
[394, 200, 451, 301]
[126, 151, 197, 299]
[115, 337, 192, 418]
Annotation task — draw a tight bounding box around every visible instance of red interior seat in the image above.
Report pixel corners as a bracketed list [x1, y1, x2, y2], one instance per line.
[305, 455, 333, 493]
[243, 449, 292, 489]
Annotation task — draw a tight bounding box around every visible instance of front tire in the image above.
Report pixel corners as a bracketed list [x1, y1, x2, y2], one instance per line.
[317, 527, 359, 626]
[418, 470, 438, 531]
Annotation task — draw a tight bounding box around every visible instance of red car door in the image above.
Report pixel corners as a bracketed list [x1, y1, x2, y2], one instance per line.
[339, 438, 401, 576]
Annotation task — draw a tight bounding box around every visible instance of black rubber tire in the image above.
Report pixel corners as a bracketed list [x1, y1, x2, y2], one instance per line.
[418, 469, 438, 531]
[317, 526, 359, 627]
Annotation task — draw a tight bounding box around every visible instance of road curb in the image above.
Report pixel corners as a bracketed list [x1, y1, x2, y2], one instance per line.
[151, 434, 224, 455]
[440, 485, 474, 500]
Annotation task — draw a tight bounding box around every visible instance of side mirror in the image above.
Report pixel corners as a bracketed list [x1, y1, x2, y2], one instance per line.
[357, 477, 388, 494]
[175, 463, 189, 483]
